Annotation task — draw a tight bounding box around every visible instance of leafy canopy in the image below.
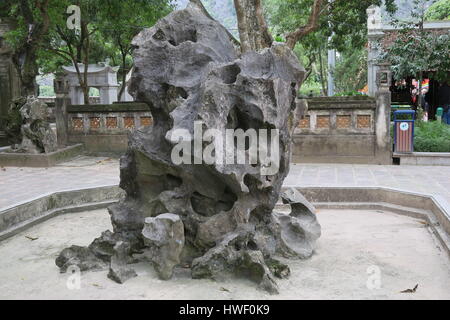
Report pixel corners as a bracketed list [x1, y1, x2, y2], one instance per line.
[383, 0, 450, 82]
[425, 0, 450, 21]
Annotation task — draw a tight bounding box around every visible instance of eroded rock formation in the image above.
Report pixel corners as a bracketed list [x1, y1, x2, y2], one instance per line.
[56, 4, 321, 294]
[8, 96, 57, 154]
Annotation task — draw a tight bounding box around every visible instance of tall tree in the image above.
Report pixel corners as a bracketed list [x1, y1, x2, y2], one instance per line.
[1, 0, 53, 97]
[46, 0, 101, 104]
[383, 0, 450, 108]
[425, 0, 450, 21]
[263, 0, 397, 94]
[96, 0, 173, 101]
[265, 0, 397, 52]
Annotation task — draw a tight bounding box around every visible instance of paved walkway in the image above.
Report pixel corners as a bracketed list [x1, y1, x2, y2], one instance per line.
[1, 157, 449, 210]
[0, 156, 119, 210]
[285, 163, 450, 200]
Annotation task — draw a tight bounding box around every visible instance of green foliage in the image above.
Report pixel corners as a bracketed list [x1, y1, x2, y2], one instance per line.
[299, 81, 322, 97]
[38, 85, 55, 97]
[383, 0, 450, 83]
[2, 0, 173, 99]
[334, 47, 368, 94]
[94, 0, 173, 98]
[265, 0, 396, 52]
[386, 29, 450, 83]
[264, 0, 397, 96]
[425, 0, 450, 21]
[95, 0, 173, 57]
[274, 35, 285, 42]
[1, 1, 58, 51]
[334, 91, 365, 97]
[414, 121, 450, 152]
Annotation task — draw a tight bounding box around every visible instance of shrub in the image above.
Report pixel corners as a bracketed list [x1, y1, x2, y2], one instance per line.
[334, 91, 365, 97]
[414, 121, 450, 152]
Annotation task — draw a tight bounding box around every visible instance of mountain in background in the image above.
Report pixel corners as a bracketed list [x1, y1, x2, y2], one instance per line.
[175, 0, 238, 37]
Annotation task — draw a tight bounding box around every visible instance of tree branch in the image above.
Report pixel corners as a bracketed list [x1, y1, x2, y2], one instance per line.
[286, 0, 324, 49]
[36, 0, 51, 41]
[43, 46, 73, 63]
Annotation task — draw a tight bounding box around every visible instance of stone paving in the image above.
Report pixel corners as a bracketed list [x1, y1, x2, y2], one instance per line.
[285, 163, 450, 202]
[1, 156, 450, 210]
[0, 156, 119, 210]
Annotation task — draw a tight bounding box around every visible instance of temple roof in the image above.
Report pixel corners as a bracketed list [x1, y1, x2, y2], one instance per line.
[62, 63, 119, 74]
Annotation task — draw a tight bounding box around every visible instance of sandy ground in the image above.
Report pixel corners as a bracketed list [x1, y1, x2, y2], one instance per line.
[0, 208, 449, 300]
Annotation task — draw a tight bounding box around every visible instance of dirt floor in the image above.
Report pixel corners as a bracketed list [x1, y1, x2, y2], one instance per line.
[0, 208, 449, 300]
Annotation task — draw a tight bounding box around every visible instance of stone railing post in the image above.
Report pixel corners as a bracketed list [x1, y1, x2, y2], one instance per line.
[54, 75, 70, 147]
[374, 63, 392, 164]
[367, 5, 384, 97]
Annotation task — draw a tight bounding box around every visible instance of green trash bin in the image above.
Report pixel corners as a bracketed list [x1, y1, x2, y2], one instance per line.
[436, 107, 444, 123]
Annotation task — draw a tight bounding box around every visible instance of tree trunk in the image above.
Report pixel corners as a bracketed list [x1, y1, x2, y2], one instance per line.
[13, 48, 39, 97]
[12, 0, 51, 97]
[81, 22, 90, 105]
[417, 18, 425, 113]
[118, 52, 128, 101]
[318, 46, 327, 96]
[233, 0, 272, 53]
[303, 55, 316, 83]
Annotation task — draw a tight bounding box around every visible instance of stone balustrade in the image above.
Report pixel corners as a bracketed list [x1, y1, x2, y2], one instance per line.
[66, 102, 152, 153]
[293, 96, 391, 164]
[295, 96, 376, 134]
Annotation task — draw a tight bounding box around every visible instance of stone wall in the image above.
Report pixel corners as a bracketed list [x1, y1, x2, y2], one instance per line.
[66, 102, 153, 153]
[64, 98, 392, 163]
[292, 96, 392, 164]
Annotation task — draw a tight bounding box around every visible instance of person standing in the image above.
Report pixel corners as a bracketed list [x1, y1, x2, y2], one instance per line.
[420, 88, 430, 121]
[438, 82, 450, 125]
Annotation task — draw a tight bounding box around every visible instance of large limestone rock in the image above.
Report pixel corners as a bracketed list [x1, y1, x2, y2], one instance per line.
[55, 3, 321, 293]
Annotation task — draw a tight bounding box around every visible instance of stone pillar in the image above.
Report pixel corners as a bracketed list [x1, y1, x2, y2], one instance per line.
[54, 75, 70, 147]
[367, 5, 385, 97]
[374, 63, 392, 164]
[99, 86, 118, 104]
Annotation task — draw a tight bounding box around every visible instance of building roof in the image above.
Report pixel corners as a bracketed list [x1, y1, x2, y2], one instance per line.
[62, 63, 119, 74]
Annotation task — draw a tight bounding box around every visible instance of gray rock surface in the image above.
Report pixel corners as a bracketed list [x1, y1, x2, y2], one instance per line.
[56, 5, 321, 293]
[55, 245, 107, 273]
[276, 188, 322, 259]
[107, 241, 137, 284]
[191, 226, 279, 294]
[142, 213, 185, 280]
[12, 96, 57, 154]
